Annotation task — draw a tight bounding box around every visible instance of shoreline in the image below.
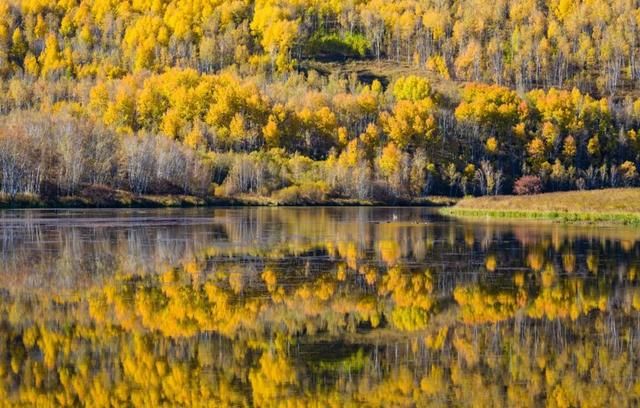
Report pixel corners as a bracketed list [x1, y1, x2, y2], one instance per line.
[441, 188, 640, 225]
[440, 207, 640, 225]
[0, 191, 458, 209]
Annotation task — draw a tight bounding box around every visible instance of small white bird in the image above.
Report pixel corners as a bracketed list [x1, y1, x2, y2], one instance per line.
[392, 213, 398, 221]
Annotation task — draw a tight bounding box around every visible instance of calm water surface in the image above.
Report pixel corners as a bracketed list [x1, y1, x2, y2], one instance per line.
[1, 207, 639, 406]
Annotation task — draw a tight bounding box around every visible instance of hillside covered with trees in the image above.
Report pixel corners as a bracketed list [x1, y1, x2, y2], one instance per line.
[2, 0, 640, 203]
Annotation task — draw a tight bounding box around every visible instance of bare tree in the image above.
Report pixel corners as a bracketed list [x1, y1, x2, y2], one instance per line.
[123, 135, 157, 194]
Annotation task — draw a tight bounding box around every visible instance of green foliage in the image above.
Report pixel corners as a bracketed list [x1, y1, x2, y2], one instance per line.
[307, 32, 369, 58]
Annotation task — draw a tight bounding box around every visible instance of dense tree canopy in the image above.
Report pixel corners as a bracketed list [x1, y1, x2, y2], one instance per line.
[1, 0, 640, 94]
[2, 0, 640, 201]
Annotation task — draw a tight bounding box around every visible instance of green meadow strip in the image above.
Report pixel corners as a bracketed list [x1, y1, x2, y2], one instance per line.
[440, 207, 640, 225]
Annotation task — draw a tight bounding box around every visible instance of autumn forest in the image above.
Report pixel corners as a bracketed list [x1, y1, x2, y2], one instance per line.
[1, 0, 640, 203]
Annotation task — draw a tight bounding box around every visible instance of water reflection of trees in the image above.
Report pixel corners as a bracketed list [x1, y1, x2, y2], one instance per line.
[0, 208, 640, 405]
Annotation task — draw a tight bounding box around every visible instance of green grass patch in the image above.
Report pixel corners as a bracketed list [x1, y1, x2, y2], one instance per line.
[441, 189, 640, 225]
[441, 207, 640, 224]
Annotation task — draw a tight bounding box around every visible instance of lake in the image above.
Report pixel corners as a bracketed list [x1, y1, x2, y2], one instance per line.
[0, 207, 639, 406]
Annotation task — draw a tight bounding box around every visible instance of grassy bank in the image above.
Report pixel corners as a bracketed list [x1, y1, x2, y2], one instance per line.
[0, 189, 208, 209]
[442, 189, 640, 224]
[0, 186, 458, 209]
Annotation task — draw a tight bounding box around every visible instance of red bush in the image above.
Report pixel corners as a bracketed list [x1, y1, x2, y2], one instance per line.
[513, 175, 542, 195]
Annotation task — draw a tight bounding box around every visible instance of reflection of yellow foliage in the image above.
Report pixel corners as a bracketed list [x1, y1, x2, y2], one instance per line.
[528, 279, 606, 321]
[356, 297, 380, 328]
[485, 254, 497, 272]
[464, 229, 475, 247]
[453, 336, 479, 366]
[454, 286, 520, 324]
[562, 252, 576, 273]
[0, 210, 636, 407]
[541, 264, 556, 288]
[336, 263, 347, 281]
[249, 353, 298, 406]
[379, 268, 434, 331]
[262, 269, 278, 292]
[391, 306, 430, 331]
[366, 367, 416, 406]
[632, 290, 640, 311]
[425, 327, 448, 350]
[587, 254, 598, 274]
[184, 260, 202, 283]
[420, 365, 445, 396]
[262, 268, 277, 292]
[359, 265, 378, 285]
[378, 240, 400, 265]
[527, 249, 546, 271]
[337, 241, 359, 270]
[229, 271, 245, 294]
